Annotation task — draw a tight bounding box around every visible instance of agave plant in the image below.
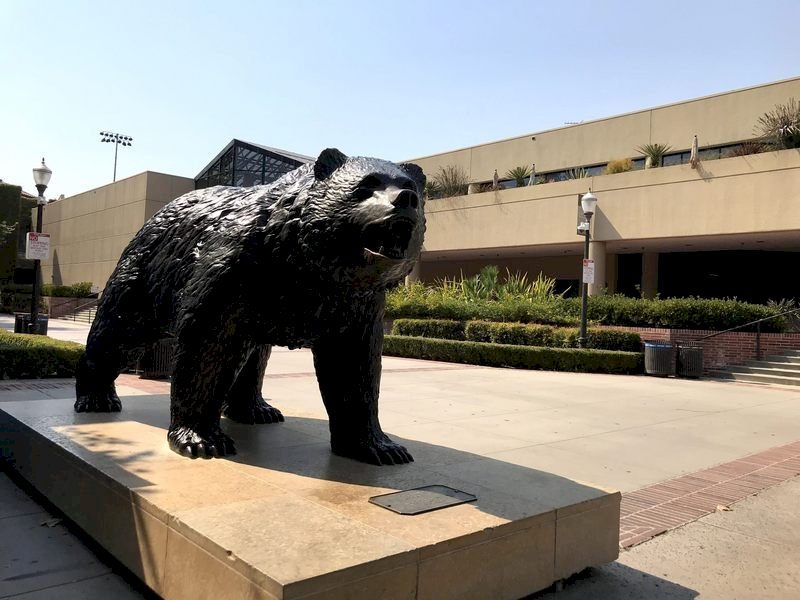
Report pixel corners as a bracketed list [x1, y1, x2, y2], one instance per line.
[564, 167, 589, 179]
[636, 143, 672, 168]
[756, 98, 800, 150]
[424, 180, 442, 200]
[504, 165, 531, 187]
[432, 165, 469, 198]
[500, 269, 533, 298]
[530, 272, 561, 302]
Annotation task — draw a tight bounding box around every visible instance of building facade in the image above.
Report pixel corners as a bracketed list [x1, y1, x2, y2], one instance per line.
[407, 76, 800, 303]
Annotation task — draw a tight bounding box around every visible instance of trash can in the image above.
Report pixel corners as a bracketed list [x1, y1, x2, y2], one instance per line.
[13, 313, 49, 335]
[140, 338, 176, 379]
[644, 341, 675, 376]
[677, 343, 704, 378]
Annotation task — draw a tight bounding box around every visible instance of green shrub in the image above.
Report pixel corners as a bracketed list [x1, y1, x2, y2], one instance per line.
[604, 158, 633, 174]
[383, 336, 643, 374]
[41, 281, 94, 298]
[466, 321, 557, 346]
[0, 331, 84, 378]
[392, 318, 466, 340]
[559, 295, 787, 332]
[388, 284, 787, 332]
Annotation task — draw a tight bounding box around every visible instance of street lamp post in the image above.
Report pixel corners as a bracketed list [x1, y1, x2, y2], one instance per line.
[99, 131, 133, 182]
[577, 190, 598, 348]
[29, 158, 52, 334]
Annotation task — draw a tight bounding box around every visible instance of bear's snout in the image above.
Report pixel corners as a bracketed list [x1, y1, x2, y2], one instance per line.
[390, 189, 419, 211]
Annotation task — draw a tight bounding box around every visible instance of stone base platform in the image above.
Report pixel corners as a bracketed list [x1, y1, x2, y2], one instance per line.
[0, 396, 619, 599]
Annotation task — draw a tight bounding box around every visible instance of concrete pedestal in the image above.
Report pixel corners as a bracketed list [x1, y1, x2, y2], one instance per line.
[0, 395, 619, 600]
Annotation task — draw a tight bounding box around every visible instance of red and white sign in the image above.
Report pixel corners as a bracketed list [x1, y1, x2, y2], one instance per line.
[582, 258, 595, 284]
[25, 232, 51, 260]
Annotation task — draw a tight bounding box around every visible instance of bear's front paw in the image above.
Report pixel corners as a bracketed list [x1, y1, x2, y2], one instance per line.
[168, 425, 236, 459]
[332, 433, 413, 466]
[223, 397, 284, 425]
[74, 390, 122, 413]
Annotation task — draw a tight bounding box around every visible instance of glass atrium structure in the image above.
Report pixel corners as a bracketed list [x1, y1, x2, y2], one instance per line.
[195, 139, 313, 189]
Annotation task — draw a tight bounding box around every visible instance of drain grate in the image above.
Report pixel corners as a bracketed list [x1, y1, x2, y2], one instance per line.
[369, 485, 477, 515]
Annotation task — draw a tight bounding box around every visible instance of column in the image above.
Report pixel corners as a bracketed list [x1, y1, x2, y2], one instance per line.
[404, 260, 421, 286]
[641, 252, 659, 299]
[588, 241, 607, 296]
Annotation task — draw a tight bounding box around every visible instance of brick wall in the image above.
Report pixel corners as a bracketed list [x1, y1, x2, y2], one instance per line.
[608, 327, 800, 371]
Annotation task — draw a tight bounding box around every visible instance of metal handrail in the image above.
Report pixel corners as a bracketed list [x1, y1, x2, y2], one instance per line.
[696, 307, 800, 361]
[61, 299, 99, 321]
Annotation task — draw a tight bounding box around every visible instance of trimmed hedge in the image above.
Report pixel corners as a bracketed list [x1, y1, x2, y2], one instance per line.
[0, 331, 84, 378]
[383, 335, 643, 374]
[392, 319, 642, 352]
[387, 292, 788, 332]
[41, 282, 94, 298]
[392, 318, 466, 340]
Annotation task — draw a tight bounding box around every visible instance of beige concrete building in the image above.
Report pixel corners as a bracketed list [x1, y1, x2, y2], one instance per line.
[38, 172, 193, 287]
[38, 77, 800, 303]
[408, 76, 800, 302]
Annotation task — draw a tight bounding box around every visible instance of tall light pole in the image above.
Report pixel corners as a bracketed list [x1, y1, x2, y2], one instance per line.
[29, 158, 52, 334]
[100, 131, 133, 182]
[577, 190, 598, 348]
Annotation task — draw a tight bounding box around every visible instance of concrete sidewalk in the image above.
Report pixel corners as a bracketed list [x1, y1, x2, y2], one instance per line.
[2, 315, 799, 598]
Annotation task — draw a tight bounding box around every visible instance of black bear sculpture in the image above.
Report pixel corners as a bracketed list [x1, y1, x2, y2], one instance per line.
[75, 148, 425, 466]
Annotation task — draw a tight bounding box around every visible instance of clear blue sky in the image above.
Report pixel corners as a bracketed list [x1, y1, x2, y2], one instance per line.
[1, 0, 798, 197]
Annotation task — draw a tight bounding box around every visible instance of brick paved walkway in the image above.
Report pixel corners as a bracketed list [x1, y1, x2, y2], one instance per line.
[620, 440, 800, 548]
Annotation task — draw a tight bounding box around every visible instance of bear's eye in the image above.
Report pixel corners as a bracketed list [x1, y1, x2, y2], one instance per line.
[352, 176, 382, 201]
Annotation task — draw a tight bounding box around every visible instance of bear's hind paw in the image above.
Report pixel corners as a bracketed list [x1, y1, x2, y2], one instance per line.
[168, 425, 236, 459]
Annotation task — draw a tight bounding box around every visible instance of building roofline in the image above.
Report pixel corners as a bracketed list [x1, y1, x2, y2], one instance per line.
[194, 139, 314, 180]
[405, 75, 800, 162]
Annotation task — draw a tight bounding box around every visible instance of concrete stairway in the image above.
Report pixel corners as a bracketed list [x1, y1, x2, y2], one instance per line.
[56, 306, 97, 325]
[709, 349, 800, 386]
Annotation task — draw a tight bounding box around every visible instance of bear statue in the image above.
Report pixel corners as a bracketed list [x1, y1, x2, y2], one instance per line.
[74, 148, 425, 466]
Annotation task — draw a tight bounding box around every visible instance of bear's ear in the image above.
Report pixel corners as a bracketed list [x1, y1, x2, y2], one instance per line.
[398, 162, 426, 192]
[314, 148, 348, 180]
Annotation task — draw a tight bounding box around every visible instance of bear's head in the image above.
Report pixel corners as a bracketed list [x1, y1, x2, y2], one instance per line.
[300, 148, 426, 289]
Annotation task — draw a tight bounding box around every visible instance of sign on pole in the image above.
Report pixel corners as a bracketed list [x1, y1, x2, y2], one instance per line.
[25, 232, 51, 261]
[582, 258, 595, 284]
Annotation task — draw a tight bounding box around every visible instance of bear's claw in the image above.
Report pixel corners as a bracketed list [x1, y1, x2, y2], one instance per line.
[74, 391, 122, 413]
[223, 398, 284, 425]
[332, 434, 413, 466]
[168, 425, 236, 459]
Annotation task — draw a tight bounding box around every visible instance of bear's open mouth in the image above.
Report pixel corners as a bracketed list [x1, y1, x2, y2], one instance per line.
[363, 217, 415, 261]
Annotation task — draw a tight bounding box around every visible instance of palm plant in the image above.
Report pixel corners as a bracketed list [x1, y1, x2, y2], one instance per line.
[756, 98, 800, 149]
[636, 143, 672, 168]
[504, 166, 531, 187]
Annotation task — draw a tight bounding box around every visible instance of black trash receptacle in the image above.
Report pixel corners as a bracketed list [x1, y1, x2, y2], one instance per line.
[644, 341, 675, 376]
[13, 313, 49, 335]
[677, 343, 704, 378]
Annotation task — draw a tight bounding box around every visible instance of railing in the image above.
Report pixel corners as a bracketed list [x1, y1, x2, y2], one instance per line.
[60, 299, 99, 322]
[697, 307, 800, 361]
